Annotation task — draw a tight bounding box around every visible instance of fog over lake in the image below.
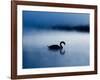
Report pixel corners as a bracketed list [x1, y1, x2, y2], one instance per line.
[23, 30, 89, 68]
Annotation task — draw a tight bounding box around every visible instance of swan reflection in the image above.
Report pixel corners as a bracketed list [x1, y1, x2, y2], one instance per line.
[60, 49, 65, 55]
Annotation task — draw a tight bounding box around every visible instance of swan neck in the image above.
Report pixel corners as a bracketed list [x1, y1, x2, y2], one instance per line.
[60, 42, 63, 48]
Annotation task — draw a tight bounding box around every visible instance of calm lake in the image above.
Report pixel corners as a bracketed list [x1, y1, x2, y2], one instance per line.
[23, 30, 90, 69]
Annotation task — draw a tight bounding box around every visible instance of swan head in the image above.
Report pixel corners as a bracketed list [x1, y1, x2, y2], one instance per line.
[60, 41, 66, 48]
[60, 41, 66, 45]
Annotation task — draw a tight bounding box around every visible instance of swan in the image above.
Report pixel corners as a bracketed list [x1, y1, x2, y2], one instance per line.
[48, 41, 66, 50]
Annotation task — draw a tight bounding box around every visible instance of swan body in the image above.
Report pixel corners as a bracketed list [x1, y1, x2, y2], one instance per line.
[48, 41, 66, 50]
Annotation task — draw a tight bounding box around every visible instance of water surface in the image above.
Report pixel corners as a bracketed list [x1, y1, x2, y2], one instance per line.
[23, 30, 89, 69]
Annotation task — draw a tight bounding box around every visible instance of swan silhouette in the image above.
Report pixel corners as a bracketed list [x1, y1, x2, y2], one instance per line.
[48, 41, 66, 50]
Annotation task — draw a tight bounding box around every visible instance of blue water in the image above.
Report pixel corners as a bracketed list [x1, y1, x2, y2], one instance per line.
[22, 30, 90, 69]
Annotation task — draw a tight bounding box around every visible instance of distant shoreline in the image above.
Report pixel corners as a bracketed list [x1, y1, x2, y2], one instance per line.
[51, 25, 89, 32]
[23, 25, 89, 33]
